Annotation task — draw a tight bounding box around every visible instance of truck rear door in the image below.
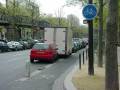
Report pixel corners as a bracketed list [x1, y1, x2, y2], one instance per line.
[44, 28, 54, 44]
[56, 28, 66, 55]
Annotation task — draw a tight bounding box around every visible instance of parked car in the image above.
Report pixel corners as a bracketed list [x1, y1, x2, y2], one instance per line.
[72, 42, 78, 53]
[30, 43, 58, 63]
[0, 40, 9, 52]
[7, 41, 23, 51]
[19, 41, 30, 49]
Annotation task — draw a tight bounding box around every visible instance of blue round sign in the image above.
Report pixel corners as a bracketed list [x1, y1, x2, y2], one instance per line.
[82, 4, 97, 20]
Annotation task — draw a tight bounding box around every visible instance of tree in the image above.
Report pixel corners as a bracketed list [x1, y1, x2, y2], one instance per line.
[118, 1, 120, 42]
[67, 14, 80, 37]
[55, 8, 65, 26]
[97, 0, 103, 67]
[105, 0, 119, 90]
[67, 14, 80, 28]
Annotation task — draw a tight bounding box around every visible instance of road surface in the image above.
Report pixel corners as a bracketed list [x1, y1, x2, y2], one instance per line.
[0, 50, 79, 90]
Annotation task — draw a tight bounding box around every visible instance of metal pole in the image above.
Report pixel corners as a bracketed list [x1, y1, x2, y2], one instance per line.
[26, 61, 31, 78]
[83, 51, 84, 64]
[79, 53, 81, 69]
[88, 0, 94, 75]
[86, 49, 88, 60]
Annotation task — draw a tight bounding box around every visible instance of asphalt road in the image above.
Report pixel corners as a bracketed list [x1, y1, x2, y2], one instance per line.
[0, 50, 79, 90]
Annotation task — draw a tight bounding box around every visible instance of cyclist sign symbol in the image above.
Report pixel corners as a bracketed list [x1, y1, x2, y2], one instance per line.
[82, 4, 97, 20]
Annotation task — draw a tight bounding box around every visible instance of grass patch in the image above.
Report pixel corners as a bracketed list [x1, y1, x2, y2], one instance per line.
[72, 65, 105, 90]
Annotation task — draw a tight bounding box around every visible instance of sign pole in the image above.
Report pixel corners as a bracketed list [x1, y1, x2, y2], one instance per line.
[82, 0, 97, 75]
[88, 20, 94, 75]
[88, 0, 94, 75]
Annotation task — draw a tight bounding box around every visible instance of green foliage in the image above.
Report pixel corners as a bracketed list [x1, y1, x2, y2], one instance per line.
[66, 0, 80, 5]
[93, 0, 108, 31]
[0, 0, 40, 19]
[44, 16, 58, 26]
[66, 0, 87, 6]
[0, 5, 7, 14]
[72, 25, 88, 38]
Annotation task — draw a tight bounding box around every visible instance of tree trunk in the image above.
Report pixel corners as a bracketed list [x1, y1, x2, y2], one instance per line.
[118, 1, 120, 42]
[98, 0, 103, 67]
[105, 0, 119, 90]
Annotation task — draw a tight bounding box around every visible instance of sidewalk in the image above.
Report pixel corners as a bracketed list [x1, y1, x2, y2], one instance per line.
[72, 64, 105, 90]
[64, 48, 120, 90]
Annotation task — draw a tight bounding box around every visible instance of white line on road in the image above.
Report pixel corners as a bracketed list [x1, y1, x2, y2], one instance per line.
[31, 70, 42, 77]
[15, 77, 29, 82]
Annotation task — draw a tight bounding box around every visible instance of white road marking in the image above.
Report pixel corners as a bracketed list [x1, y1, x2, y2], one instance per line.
[31, 70, 42, 77]
[15, 77, 29, 82]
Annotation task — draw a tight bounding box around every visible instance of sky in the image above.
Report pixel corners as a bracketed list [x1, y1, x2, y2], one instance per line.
[0, 0, 85, 24]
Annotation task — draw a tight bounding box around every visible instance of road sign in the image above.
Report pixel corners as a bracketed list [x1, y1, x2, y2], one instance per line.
[83, 20, 88, 24]
[82, 4, 97, 20]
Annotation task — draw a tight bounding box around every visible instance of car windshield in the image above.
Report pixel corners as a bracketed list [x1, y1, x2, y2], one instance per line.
[33, 43, 49, 50]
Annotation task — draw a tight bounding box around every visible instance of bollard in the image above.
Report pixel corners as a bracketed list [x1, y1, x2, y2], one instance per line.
[26, 61, 31, 78]
[83, 51, 84, 64]
[79, 53, 81, 69]
[86, 49, 88, 60]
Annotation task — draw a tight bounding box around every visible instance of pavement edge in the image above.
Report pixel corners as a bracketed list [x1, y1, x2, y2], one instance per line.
[63, 64, 78, 90]
[52, 62, 78, 90]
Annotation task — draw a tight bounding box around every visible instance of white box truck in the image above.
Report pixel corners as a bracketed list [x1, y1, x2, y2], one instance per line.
[44, 27, 72, 56]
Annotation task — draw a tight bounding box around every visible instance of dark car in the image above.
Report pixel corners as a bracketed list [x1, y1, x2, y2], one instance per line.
[0, 40, 9, 52]
[19, 41, 30, 49]
[72, 42, 78, 53]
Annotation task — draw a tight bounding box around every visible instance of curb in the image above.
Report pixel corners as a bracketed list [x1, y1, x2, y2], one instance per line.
[52, 61, 78, 90]
[64, 64, 78, 90]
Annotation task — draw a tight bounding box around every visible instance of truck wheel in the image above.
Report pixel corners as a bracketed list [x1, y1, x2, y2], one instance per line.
[69, 52, 72, 55]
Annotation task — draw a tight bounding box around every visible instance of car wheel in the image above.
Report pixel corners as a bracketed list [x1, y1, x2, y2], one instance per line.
[50, 57, 55, 63]
[30, 58, 34, 63]
[14, 47, 17, 51]
[55, 54, 59, 60]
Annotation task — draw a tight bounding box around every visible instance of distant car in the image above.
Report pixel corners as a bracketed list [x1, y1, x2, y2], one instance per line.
[0, 40, 9, 52]
[19, 41, 30, 49]
[30, 43, 58, 63]
[7, 41, 23, 51]
[72, 42, 78, 53]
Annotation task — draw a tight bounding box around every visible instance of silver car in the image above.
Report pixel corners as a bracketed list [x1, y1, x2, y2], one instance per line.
[7, 41, 23, 51]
